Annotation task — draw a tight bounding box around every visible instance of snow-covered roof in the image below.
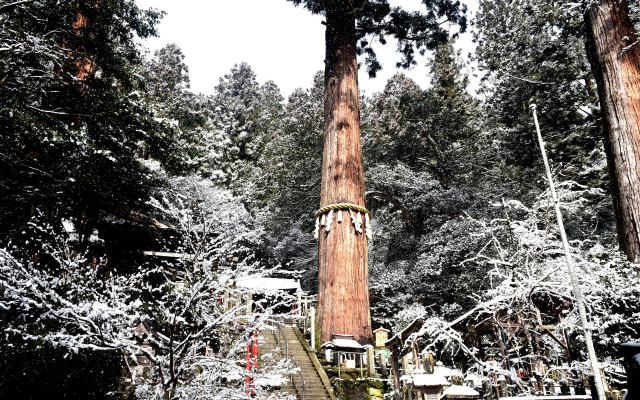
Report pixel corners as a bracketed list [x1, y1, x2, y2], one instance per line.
[373, 327, 390, 333]
[332, 337, 364, 350]
[235, 277, 301, 291]
[323, 334, 365, 350]
[434, 365, 463, 378]
[442, 384, 480, 397]
[410, 373, 450, 387]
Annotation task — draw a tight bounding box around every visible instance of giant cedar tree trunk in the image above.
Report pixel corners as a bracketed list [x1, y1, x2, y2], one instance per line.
[586, 0, 640, 263]
[317, 3, 372, 344]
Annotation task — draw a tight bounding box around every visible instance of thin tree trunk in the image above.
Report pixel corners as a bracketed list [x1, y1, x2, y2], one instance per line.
[586, 0, 640, 263]
[317, 2, 372, 344]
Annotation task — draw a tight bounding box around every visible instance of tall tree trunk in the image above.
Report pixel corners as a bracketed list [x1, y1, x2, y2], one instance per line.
[317, 3, 372, 344]
[586, 0, 640, 263]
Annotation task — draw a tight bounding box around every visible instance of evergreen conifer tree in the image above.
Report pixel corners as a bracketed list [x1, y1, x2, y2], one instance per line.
[287, 0, 466, 343]
[0, 0, 168, 245]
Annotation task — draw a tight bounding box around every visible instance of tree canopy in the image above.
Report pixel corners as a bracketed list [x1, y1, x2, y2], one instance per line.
[288, 0, 467, 76]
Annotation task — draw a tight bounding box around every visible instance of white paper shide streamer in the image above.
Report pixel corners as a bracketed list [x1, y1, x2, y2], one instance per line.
[325, 210, 334, 232]
[313, 217, 320, 239]
[351, 210, 363, 234]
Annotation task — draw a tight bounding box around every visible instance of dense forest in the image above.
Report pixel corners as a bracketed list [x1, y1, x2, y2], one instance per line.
[1, 0, 639, 399]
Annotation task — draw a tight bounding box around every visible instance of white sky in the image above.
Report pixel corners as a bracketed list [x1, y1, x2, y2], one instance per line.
[136, 0, 479, 97]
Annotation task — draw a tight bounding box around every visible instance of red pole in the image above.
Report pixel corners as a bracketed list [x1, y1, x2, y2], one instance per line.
[244, 331, 259, 397]
[245, 340, 253, 397]
[251, 330, 259, 370]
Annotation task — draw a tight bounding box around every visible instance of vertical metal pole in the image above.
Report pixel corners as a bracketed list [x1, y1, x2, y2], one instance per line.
[530, 104, 606, 400]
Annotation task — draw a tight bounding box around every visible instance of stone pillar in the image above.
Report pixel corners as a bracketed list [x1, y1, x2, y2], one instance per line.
[365, 345, 376, 376]
[245, 293, 253, 316]
[309, 306, 316, 350]
[378, 353, 388, 378]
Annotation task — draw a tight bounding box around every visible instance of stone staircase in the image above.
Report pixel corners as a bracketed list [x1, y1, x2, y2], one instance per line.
[258, 328, 296, 398]
[260, 325, 335, 400]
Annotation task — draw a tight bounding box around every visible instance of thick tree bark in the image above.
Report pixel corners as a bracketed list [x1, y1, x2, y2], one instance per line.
[317, 3, 372, 344]
[586, 0, 640, 263]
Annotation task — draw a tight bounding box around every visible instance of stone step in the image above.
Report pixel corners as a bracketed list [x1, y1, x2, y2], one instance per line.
[295, 388, 329, 394]
[295, 384, 326, 390]
[294, 394, 331, 399]
[291, 380, 328, 390]
[294, 382, 325, 387]
[292, 388, 330, 395]
[295, 391, 330, 396]
[294, 397, 329, 400]
[293, 385, 327, 390]
[295, 382, 325, 388]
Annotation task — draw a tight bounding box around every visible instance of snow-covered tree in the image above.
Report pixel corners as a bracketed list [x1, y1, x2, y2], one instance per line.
[0, 177, 296, 399]
[204, 63, 285, 187]
[143, 44, 209, 175]
[0, 0, 171, 245]
[474, 0, 602, 182]
[408, 184, 639, 388]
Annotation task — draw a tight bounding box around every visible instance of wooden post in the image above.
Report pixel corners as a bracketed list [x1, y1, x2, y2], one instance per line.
[390, 351, 401, 399]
